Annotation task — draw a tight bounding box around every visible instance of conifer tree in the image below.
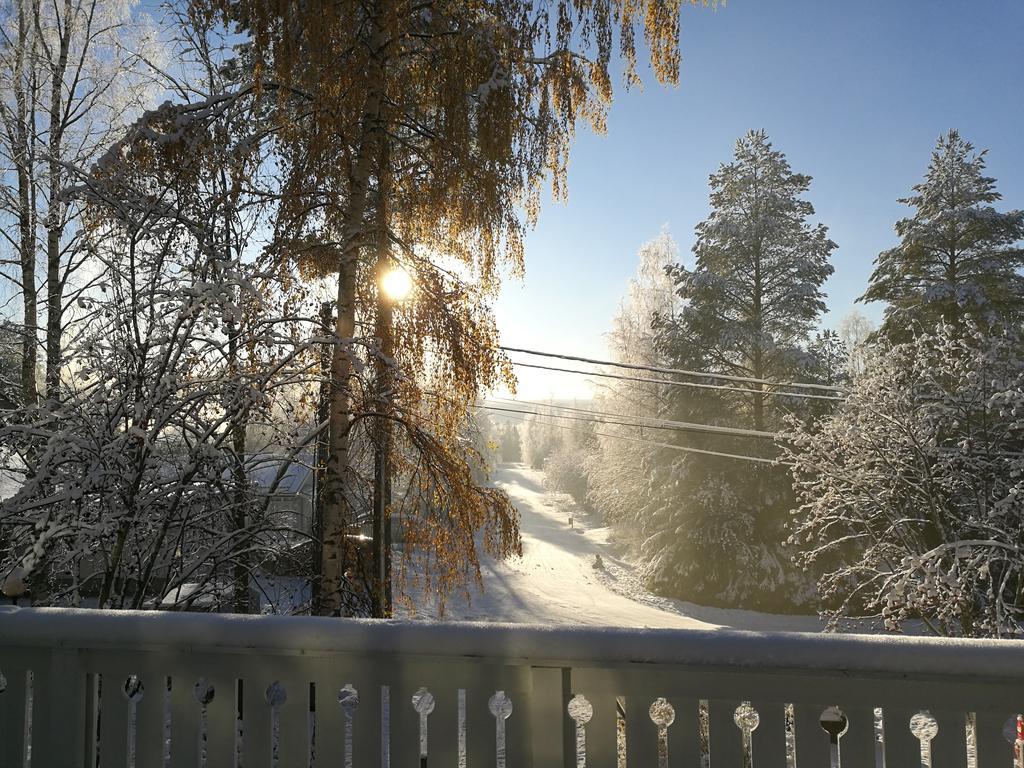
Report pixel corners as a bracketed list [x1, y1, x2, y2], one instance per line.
[647, 131, 836, 610]
[862, 130, 1024, 339]
[666, 130, 836, 432]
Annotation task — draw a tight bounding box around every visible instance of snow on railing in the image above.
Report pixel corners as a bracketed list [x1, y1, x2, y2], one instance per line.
[1, 606, 1023, 767]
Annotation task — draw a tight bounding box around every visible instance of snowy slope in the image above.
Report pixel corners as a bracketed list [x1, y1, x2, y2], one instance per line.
[406, 464, 825, 631]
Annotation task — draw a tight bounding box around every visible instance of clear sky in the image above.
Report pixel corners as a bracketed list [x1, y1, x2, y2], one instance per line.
[495, 0, 1024, 400]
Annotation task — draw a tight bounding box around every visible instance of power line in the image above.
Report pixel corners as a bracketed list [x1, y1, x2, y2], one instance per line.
[500, 345, 845, 393]
[476, 402, 780, 440]
[509, 359, 845, 402]
[488, 407, 790, 466]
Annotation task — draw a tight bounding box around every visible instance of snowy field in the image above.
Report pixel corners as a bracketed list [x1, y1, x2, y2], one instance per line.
[405, 463, 826, 631]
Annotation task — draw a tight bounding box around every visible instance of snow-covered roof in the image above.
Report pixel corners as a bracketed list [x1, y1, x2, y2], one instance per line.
[243, 453, 315, 495]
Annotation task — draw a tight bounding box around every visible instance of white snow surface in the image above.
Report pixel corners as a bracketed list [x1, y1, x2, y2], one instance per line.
[0, 459, 22, 501]
[404, 464, 825, 632]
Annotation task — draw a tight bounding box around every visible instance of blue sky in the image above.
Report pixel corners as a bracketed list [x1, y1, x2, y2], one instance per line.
[496, 1, 1024, 399]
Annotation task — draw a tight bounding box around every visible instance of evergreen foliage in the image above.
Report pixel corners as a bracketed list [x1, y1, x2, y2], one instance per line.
[786, 323, 1024, 637]
[862, 130, 1024, 340]
[646, 131, 837, 611]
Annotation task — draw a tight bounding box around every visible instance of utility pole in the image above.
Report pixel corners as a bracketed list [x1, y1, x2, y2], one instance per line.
[372, 282, 393, 618]
[373, 265, 410, 618]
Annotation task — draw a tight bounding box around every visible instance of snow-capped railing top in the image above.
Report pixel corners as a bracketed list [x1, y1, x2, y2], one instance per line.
[1, 606, 1022, 768]
[1, 606, 1021, 679]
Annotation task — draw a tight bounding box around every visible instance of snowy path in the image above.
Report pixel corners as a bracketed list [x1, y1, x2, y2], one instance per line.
[409, 463, 825, 631]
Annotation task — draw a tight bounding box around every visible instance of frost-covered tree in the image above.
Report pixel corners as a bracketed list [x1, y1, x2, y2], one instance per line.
[644, 131, 837, 610]
[522, 414, 563, 470]
[193, 0, 711, 616]
[497, 424, 522, 463]
[862, 131, 1024, 340]
[586, 230, 679, 530]
[837, 309, 874, 377]
[665, 130, 837, 431]
[786, 324, 1024, 637]
[543, 413, 597, 507]
[0, 0, 162, 404]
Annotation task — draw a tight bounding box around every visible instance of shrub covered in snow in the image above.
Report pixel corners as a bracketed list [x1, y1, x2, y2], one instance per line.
[786, 323, 1024, 637]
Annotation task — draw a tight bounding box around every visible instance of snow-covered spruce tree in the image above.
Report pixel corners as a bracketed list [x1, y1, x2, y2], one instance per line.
[647, 131, 837, 611]
[544, 415, 597, 508]
[585, 230, 679, 536]
[785, 323, 1024, 637]
[522, 415, 563, 470]
[862, 130, 1024, 340]
[498, 424, 522, 463]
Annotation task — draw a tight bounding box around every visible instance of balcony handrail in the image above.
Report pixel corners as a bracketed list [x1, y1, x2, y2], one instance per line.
[4, 606, 1024, 767]
[2, 605, 1022, 682]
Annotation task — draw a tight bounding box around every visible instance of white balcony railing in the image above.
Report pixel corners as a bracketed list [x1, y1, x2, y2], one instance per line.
[1, 606, 1023, 767]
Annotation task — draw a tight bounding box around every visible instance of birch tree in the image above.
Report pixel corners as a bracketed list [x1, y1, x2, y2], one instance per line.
[193, 0, 711, 615]
[0, 0, 160, 404]
[586, 230, 679, 532]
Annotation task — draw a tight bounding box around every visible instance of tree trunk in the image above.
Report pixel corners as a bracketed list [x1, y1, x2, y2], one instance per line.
[319, 52, 387, 613]
[13, 0, 38, 407]
[44, 0, 73, 400]
[311, 301, 334, 612]
[320, 0, 389, 616]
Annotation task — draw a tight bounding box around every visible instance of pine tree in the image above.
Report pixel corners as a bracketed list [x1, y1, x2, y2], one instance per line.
[647, 131, 836, 610]
[862, 130, 1024, 339]
[666, 130, 836, 432]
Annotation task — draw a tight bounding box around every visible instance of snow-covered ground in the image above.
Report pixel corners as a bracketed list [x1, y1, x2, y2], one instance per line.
[406, 463, 825, 631]
[0, 457, 22, 501]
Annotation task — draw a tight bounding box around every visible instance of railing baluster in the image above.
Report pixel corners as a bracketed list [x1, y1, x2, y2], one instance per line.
[0, 665, 28, 768]
[749, 701, 787, 768]
[974, 712, 1017, 768]
[833, 707, 876, 768]
[97, 670, 132, 768]
[241, 675, 273, 768]
[389, 682, 423, 768]
[276, 674, 311, 767]
[428, 687, 459, 768]
[793, 704, 831, 768]
[134, 674, 166, 768]
[465, 686, 492, 768]
[584, 694, 618, 768]
[709, 700, 744, 768]
[353, 681, 384, 768]
[926, 710, 968, 768]
[662, 697, 700, 768]
[529, 667, 569, 768]
[169, 675, 201, 768]
[624, 696, 659, 768]
[315, 681, 349, 767]
[879, 708, 924, 768]
[203, 675, 237, 768]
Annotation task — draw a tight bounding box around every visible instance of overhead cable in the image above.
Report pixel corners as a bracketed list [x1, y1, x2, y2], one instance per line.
[500, 345, 845, 393]
[508, 359, 845, 402]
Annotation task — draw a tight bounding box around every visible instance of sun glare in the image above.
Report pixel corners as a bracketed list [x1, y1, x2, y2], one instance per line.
[381, 267, 413, 301]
